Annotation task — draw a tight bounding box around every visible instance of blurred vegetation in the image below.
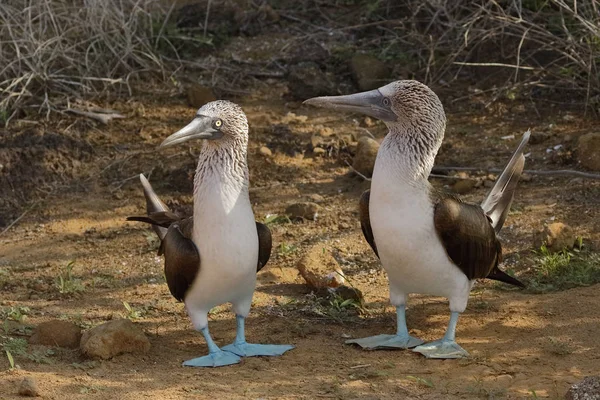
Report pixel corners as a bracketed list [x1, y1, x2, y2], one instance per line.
[0, 0, 599, 124]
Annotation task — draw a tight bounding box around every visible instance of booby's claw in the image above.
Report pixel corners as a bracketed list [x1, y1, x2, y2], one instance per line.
[346, 333, 424, 350]
[412, 339, 469, 359]
[182, 350, 241, 367]
[222, 342, 294, 357]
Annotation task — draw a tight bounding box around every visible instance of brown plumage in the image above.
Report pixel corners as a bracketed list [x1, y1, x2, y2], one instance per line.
[128, 190, 272, 302]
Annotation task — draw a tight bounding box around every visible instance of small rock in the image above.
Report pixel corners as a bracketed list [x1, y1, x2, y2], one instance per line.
[565, 376, 600, 400]
[521, 173, 532, 182]
[80, 319, 150, 360]
[281, 112, 308, 125]
[259, 146, 272, 156]
[29, 320, 81, 349]
[535, 222, 576, 252]
[285, 202, 320, 221]
[313, 147, 327, 156]
[352, 137, 380, 177]
[297, 245, 346, 289]
[453, 179, 477, 194]
[288, 62, 334, 100]
[186, 84, 216, 108]
[18, 377, 40, 397]
[319, 127, 334, 136]
[307, 193, 325, 203]
[363, 117, 375, 127]
[564, 134, 573, 142]
[350, 54, 390, 91]
[483, 179, 495, 188]
[578, 133, 600, 171]
[529, 131, 550, 144]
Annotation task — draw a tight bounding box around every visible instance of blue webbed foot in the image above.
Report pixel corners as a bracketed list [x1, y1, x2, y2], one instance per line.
[346, 333, 424, 350]
[222, 342, 295, 357]
[182, 350, 241, 367]
[413, 339, 469, 359]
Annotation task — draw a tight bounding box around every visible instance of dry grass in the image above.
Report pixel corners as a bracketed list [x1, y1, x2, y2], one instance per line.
[0, 0, 179, 124]
[366, 0, 600, 110]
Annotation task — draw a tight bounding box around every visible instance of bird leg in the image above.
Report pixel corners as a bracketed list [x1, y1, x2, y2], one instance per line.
[221, 315, 294, 357]
[413, 311, 469, 359]
[182, 326, 241, 367]
[345, 305, 424, 349]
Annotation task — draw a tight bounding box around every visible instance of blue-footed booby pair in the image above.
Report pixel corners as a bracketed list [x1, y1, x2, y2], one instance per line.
[305, 80, 528, 358]
[128, 100, 293, 367]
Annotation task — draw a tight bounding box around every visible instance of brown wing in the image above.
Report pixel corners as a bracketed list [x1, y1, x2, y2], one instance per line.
[255, 222, 272, 272]
[160, 221, 200, 301]
[359, 190, 379, 258]
[434, 196, 524, 287]
[434, 196, 502, 280]
[128, 213, 272, 300]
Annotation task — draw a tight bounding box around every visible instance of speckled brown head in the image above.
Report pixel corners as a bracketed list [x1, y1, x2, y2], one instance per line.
[304, 79, 446, 139]
[160, 100, 249, 148]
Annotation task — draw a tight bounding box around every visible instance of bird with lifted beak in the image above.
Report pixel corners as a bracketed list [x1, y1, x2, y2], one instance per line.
[128, 100, 293, 367]
[305, 81, 529, 358]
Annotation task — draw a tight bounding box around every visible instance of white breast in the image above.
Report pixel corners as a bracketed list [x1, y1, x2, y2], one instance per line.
[184, 171, 258, 314]
[369, 148, 471, 306]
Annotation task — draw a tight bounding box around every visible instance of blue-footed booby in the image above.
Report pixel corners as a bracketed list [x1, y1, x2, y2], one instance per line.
[305, 81, 528, 359]
[128, 100, 293, 367]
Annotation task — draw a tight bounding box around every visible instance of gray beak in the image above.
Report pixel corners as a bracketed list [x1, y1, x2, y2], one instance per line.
[303, 89, 397, 122]
[160, 115, 223, 148]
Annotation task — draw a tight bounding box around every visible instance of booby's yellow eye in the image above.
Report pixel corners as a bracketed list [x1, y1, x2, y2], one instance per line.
[214, 119, 222, 128]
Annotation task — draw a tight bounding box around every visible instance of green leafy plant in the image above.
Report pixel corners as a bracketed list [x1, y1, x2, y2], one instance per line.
[55, 261, 85, 295]
[406, 375, 434, 388]
[278, 242, 297, 256]
[264, 214, 291, 226]
[5, 350, 14, 369]
[528, 245, 600, 292]
[2, 337, 28, 357]
[123, 301, 142, 320]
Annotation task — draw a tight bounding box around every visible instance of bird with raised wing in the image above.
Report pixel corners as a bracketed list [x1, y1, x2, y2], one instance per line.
[305, 81, 528, 358]
[128, 100, 293, 367]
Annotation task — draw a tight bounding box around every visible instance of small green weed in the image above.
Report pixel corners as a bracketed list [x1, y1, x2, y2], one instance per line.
[2, 337, 28, 357]
[264, 214, 291, 226]
[55, 261, 85, 295]
[79, 384, 106, 394]
[544, 336, 575, 356]
[406, 375, 434, 388]
[123, 301, 142, 320]
[2, 306, 30, 323]
[278, 242, 297, 256]
[5, 350, 14, 369]
[27, 348, 55, 364]
[528, 245, 600, 292]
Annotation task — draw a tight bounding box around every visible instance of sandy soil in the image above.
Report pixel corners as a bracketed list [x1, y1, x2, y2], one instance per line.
[0, 86, 599, 399]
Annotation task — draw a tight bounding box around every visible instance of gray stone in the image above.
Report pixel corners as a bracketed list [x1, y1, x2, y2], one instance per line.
[18, 377, 40, 397]
[565, 376, 600, 400]
[352, 137, 380, 178]
[578, 133, 600, 171]
[285, 202, 320, 221]
[350, 54, 390, 91]
[29, 320, 81, 349]
[80, 319, 150, 360]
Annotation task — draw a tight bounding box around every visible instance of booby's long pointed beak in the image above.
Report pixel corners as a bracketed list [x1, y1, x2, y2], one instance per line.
[304, 89, 397, 122]
[160, 115, 223, 148]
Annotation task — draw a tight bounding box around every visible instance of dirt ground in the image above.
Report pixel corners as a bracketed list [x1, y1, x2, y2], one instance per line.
[0, 83, 599, 399]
